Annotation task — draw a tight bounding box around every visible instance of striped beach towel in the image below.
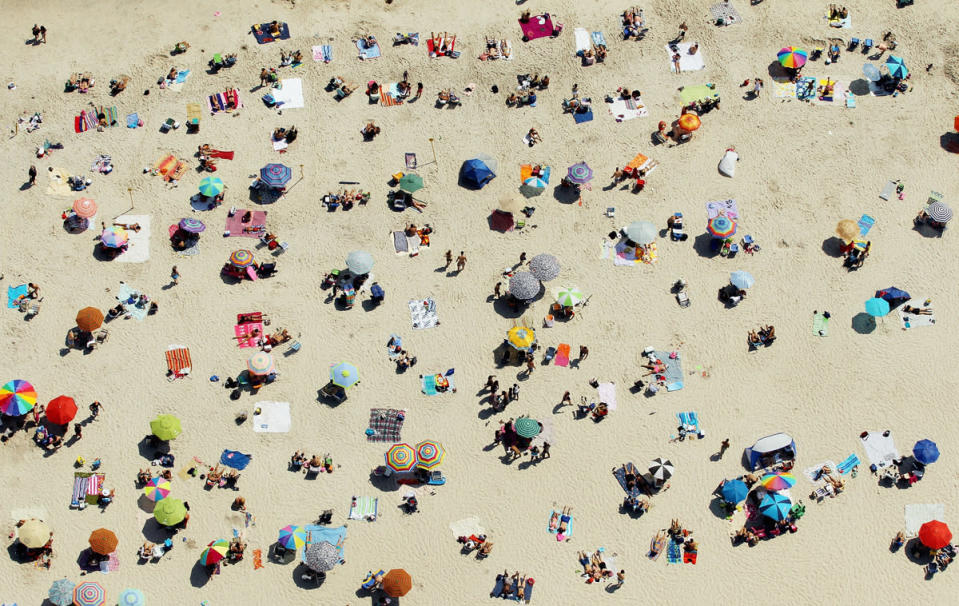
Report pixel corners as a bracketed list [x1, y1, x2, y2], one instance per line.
[234, 323, 264, 348]
[379, 86, 401, 106]
[72, 474, 89, 505]
[348, 496, 378, 520]
[100, 551, 120, 572]
[85, 110, 98, 130]
[367, 408, 404, 442]
[166, 346, 192, 378]
[87, 473, 102, 498]
[666, 539, 683, 564]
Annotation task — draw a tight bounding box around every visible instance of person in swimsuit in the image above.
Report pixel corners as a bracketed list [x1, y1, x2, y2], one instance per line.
[558, 505, 572, 533]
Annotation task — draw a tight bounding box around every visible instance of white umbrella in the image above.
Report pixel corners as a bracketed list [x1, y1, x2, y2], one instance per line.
[509, 272, 541, 300]
[345, 250, 374, 275]
[528, 254, 561, 281]
[625, 221, 657, 245]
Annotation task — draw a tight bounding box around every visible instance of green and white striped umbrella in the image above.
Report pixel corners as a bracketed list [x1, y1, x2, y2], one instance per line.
[554, 286, 584, 307]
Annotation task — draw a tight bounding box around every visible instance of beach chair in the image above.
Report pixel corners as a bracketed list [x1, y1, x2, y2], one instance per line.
[810, 483, 834, 502]
[676, 290, 690, 308]
[862, 39, 873, 52]
[320, 381, 346, 403]
[848, 37, 860, 51]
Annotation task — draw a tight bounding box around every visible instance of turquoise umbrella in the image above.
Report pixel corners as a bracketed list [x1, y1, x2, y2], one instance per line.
[48, 578, 75, 606]
[117, 588, 146, 606]
[885, 56, 908, 79]
[198, 176, 224, 197]
[865, 297, 890, 317]
[759, 492, 792, 521]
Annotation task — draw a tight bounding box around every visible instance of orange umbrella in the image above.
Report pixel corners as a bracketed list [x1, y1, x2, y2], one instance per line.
[678, 113, 701, 132]
[381, 569, 412, 597]
[72, 198, 98, 219]
[88, 528, 118, 555]
[76, 307, 104, 332]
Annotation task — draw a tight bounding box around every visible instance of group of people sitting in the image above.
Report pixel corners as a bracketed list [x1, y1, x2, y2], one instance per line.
[579, 42, 607, 65]
[428, 31, 456, 57]
[457, 533, 494, 556]
[578, 550, 618, 584]
[66, 73, 95, 93]
[322, 189, 370, 210]
[622, 6, 647, 38]
[290, 451, 334, 474]
[915, 207, 949, 231]
[482, 36, 511, 59]
[271, 125, 298, 145]
[279, 49, 303, 67]
[748, 325, 776, 347]
[575, 396, 609, 420]
[138, 539, 173, 561]
[205, 464, 241, 489]
[842, 240, 871, 269]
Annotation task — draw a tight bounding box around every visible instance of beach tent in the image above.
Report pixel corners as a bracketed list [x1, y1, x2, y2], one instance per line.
[875, 287, 911, 308]
[461, 155, 496, 189]
[745, 433, 797, 470]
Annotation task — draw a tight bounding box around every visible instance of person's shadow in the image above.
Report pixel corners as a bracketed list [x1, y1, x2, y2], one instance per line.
[20, 182, 33, 191]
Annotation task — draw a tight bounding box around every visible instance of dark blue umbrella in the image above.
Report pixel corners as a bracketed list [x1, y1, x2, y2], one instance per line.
[460, 157, 496, 189]
[913, 439, 940, 465]
[260, 163, 292, 188]
[759, 492, 792, 521]
[721, 479, 748, 504]
[876, 287, 911, 307]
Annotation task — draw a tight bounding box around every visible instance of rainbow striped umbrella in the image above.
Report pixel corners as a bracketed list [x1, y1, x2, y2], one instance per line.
[277, 525, 307, 550]
[117, 588, 146, 606]
[73, 198, 98, 218]
[247, 351, 275, 376]
[100, 226, 128, 248]
[385, 443, 417, 472]
[0, 379, 37, 416]
[566, 162, 594, 184]
[229, 249, 254, 268]
[73, 581, 105, 606]
[778, 46, 808, 69]
[707, 215, 736, 238]
[200, 539, 229, 566]
[760, 472, 797, 491]
[143, 477, 171, 502]
[178, 217, 206, 233]
[415, 440, 446, 470]
[198, 176, 224, 197]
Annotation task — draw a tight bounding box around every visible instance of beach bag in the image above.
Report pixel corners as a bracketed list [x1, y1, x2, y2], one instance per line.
[718, 148, 738, 177]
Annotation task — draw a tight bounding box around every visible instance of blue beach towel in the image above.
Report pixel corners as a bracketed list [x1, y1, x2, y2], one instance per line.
[253, 22, 290, 44]
[837, 453, 860, 475]
[796, 77, 817, 100]
[321, 45, 333, 62]
[548, 510, 573, 537]
[654, 350, 684, 391]
[858, 214, 875, 236]
[666, 539, 682, 564]
[175, 70, 190, 84]
[573, 109, 593, 123]
[220, 450, 252, 470]
[126, 113, 139, 128]
[7, 285, 28, 308]
[677, 412, 700, 431]
[356, 39, 381, 59]
[422, 371, 454, 395]
[591, 31, 607, 46]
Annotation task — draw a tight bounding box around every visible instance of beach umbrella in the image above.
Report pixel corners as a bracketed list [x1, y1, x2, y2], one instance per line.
[836, 219, 859, 241]
[759, 492, 792, 521]
[528, 253, 561, 281]
[566, 162, 593, 184]
[506, 326, 536, 352]
[865, 297, 891, 317]
[88, 528, 118, 555]
[730, 271, 755, 290]
[382, 569, 413, 597]
[885, 55, 908, 79]
[707, 215, 736, 238]
[259, 163, 292, 188]
[150, 414, 182, 441]
[277, 524, 307, 550]
[229, 249, 254, 268]
[153, 498, 186, 526]
[919, 520, 952, 550]
[47, 395, 78, 424]
[648, 458, 674, 481]
[18, 519, 52, 548]
[720, 479, 749, 504]
[178, 217, 206, 233]
[198, 176, 224, 197]
[143, 477, 171, 502]
[678, 113, 701, 132]
[398, 173, 424, 193]
[48, 579, 76, 606]
[73, 197, 97, 218]
[760, 472, 797, 491]
[330, 362, 360, 389]
[461, 156, 496, 189]
[927, 200, 953, 223]
[862, 63, 881, 82]
[73, 581, 105, 606]
[554, 286, 584, 307]
[117, 588, 146, 606]
[304, 541, 339, 572]
[199, 539, 229, 566]
[625, 221, 657, 245]
[508, 271, 541, 301]
[100, 226, 128, 249]
[778, 46, 808, 69]
[247, 351, 275, 376]
[0, 379, 37, 416]
[415, 439, 446, 470]
[345, 250, 374, 274]
[520, 176, 548, 197]
[514, 417, 542, 439]
[913, 439, 940, 465]
[76, 307, 104, 331]
[385, 443, 417, 472]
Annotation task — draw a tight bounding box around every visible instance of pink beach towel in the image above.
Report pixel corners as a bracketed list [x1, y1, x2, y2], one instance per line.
[520, 15, 554, 40]
[225, 210, 267, 237]
[234, 322, 264, 348]
[86, 474, 102, 497]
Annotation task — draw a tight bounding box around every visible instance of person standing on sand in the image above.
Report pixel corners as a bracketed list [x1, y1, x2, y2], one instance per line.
[541, 441, 551, 458]
[89, 401, 103, 418]
[518, 252, 527, 266]
[526, 355, 535, 374]
[171, 266, 179, 286]
[579, 345, 589, 361]
[444, 250, 453, 270]
[456, 251, 467, 272]
[28, 165, 37, 186]
[39, 26, 46, 43]
[494, 282, 502, 298]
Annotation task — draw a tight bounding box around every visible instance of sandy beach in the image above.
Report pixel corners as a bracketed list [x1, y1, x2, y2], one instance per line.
[1, 0, 958, 604]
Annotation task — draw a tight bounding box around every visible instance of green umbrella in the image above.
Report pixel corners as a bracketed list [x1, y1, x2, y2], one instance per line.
[514, 417, 541, 439]
[153, 498, 187, 526]
[398, 174, 424, 193]
[150, 414, 182, 441]
[554, 286, 584, 307]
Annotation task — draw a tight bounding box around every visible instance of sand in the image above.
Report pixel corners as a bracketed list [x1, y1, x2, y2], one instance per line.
[1, 0, 957, 603]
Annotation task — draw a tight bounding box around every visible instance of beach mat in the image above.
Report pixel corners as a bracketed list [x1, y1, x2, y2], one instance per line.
[409, 298, 438, 329]
[367, 408, 405, 443]
[234, 322, 264, 348]
[597, 382, 617, 411]
[837, 453, 860, 475]
[710, 2, 742, 24]
[649, 534, 666, 560]
[422, 371, 454, 396]
[905, 504, 945, 537]
[879, 180, 897, 201]
[114, 215, 150, 263]
[7, 284, 28, 308]
[519, 15, 553, 41]
[356, 38, 381, 59]
[591, 31, 606, 47]
[812, 313, 830, 336]
[303, 525, 346, 558]
[706, 198, 739, 220]
[349, 496, 378, 520]
[803, 460, 837, 482]
[607, 97, 648, 121]
[272, 79, 304, 109]
[574, 28, 590, 53]
[680, 84, 719, 104]
[796, 77, 817, 101]
[312, 44, 332, 63]
[252, 401, 290, 433]
[252, 22, 290, 44]
[858, 214, 875, 236]
[666, 539, 682, 563]
[393, 231, 409, 254]
[225, 210, 267, 237]
[654, 351, 684, 391]
[449, 517, 485, 538]
[899, 306, 936, 329]
[426, 35, 456, 57]
[166, 345, 192, 377]
[547, 510, 573, 538]
[573, 109, 593, 123]
[860, 431, 899, 468]
[116, 283, 149, 320]
[666, 43, 705, 72]
[774, 79, 797, 99]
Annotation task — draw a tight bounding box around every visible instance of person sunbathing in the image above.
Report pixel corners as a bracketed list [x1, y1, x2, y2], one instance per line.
[558, 506, 572, 533]
[903, 305, 933, 315]
[110, 77, 128, 95]
[506, 92, 518, 106]
[280, 51, 292, 66]
[478, 540, 494, 556]
[760, 325, 776, 341]
[592, 402, 609, 419]
[232, 496, 246, 511]
[748, 330, 763, 346]
[362, 122, 381, 139]
[595, 45, 607, 61]
[137, 469, 153, 485]
[520, 10, 531, 23]
[642, 360, 666, 376]
[515, 573, 527, 599]
[269, 21, 281, 37]
[582, 49, 596, 65]
[500, 570, 514, 595]
[139, 542, 156, 559]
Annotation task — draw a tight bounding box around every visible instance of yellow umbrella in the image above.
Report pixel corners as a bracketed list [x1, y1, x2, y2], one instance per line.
[18, 519, 51, 548]
[506, 326, 536, 352]
[836, 219, 859, 241]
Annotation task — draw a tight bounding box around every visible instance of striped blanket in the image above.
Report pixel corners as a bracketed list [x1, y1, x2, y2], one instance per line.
[367, 408, 405, 442]
[380, 85, 402, 106]
[349, 496, 378, 520]
[166, 346, 192, 378]
[73, 472, 105, 506]
[208, 89, 242, 113]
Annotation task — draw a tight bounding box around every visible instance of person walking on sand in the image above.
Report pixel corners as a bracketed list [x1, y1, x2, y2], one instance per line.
[28, 165, 37, 186]
[89, 401, 103, 418]
[171, 266, 180, 286]
[526, 355, 535, 374]
[456, 251, 467, 272]
[259, 68, 269, 87]
[494, 282, 502, 298]
[579, 345, 589, 361]
[73, 423, 83, 441]
[719, 438, 730, 458]
[615, 570, 625, 588]
[444, 250, 453, 270]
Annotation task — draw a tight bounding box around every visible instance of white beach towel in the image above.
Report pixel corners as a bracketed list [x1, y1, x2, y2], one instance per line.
[597, 382, 617, 411]
[666, 43, 705, 72]
[449, 517, 486, 538]
[706, 199, 739, 220]
[114, 215, 150, 263]
[860, 431, 899, 468]
[773, 79, 797, 99]
[718, 150, 738, 177]
[899, 304, 936, 329]
[409, 298, 439, 329]
[904, 504, 945, 537]
[606, 98, 648, 121]
[574, 28, 591, 53]
[252, 401, 291, 433]
[272, 78, 304, 109]
[272, 138, 288, 151]
[803, 460, 837, 483]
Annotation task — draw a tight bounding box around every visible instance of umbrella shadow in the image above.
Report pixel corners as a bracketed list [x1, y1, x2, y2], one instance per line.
[821, 237, 846, 258]
[847, 78, 872, 96]
[137, 494, 157, 513]
[765, 60, 790, 79]
[368, 472, 400, 492]
[912, 222, 945, 239]
[76, 548, 101, 572]
[190, 561, 214, 587]
[851, 312, 877, 334]
[292, 563, 327, 589]
[708, 496, 733, 520]
[141, 518, 174, 543]
[904, 538, 935, 566]
[940, 132, 959, 153]
[249, 188, 283, 205]
[692, 233, 720, 258]
[137, 435, 169, 461]
[492, 297, 527, 319]
[552, 185, 580, 205]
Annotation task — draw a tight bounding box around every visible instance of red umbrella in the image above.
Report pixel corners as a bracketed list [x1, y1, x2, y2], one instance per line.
[46, 396, 78, 424]
[919, 520, 952, 550]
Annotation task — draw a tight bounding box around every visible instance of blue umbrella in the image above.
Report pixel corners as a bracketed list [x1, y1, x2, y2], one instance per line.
[118, 588, 146, 606]
[862, 63, 881, 82]
[260, 163, 292, 188]
[730, 271, 755, 290]
[48, 579, 76, 606]
[913, 439, 940, 465]
[865, 297, 890, 317]
[885, 56, 908, 79]
[875, 287, 910, 308]
[759, 492, 792, 521]
[461, 157, 496, 189]
[330, 362, 360, 389]
[721, 479, 748, 504]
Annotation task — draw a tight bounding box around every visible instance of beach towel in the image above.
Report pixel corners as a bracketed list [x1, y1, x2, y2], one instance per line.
[899, 305, 936, 329]
[225, 210, 267, 237]
[220, 450, 252, 470]
[499, 39, 513, 60]
[392, 231, 409, 254]
[814, 79, 846, 105]
[252, 549, 264, 570]
[100, 551, 120, 573]
[405, 153, 417, 170]
[649, 534, 667, 560]
[680, 84, 720, 105]
[234, 322, 264, 348]
[591, 31, 607, 47]
[773, 79, 797, 99]
[574, 28, 591, 53]
[654, 350, 684, 391]
[710, 2, 742, 25]
[379, 85, 402, 106]
[116, 283, 149, 321]
[573, 109, 593, 123]
[271, 79, 304, 109]
[555, 343, 571, 367]
[845, 91, 856, 108]
[519, 15, 554, 41]
[812, 312, 830, 336]
[84, 110, 98, 130]
[409, 298, 439, 329]
[683, 551, 698, 564]
[614, 463, 642, 497]
[677, 412, 700, 433]
[207, 89, 242, 114]
[858, 214, 876, 236]
[126, 113, 139, 128]
[166, 346, 192, 378]
[252, 22, 290, 44]
[597, 382, 617, 411]
[607, 97, 648, 121]
[45, 167, 73, 197]
[904, 504, 945, 537]
[826, 14, 851, 28]
[114, 215, 150, 263]
[272, 137, 288, 151]
[304, 525, 346, 557]
[367, 408, 405, 443]
[186, 103, 201, 124]
[71, 474, 88, 506]
[796, 77, 817, 100]
[355, 38, 381, 60]
[803, 460, 838, 482]
[879, 180, 897, 200]
[860, 431, 899, 468]
[706, 198, 739, 220]
[166, 70, 190, 92]
[450, 517, 485, 540]
[613, 239, 656, 266]
[548, 510, 573, 538]
[666, 539, 682, 564]
[422, 371, 455, 396]
[7, 285, 28, 309]
[312, 44, 332, 63]
[349, 496, 378, 520]
[252, 401, 291, 433]
[426, 35, 456, 57]
[837, 453, 861, 475]
[105, 106, 118, 126]
[85, 473, 103, 504]
[666, 43, 705, 72]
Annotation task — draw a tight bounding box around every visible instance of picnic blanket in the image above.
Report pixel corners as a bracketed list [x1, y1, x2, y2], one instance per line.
[7, 285, 28, 308]
[207, 89, 242, 113]
[226, 210, 267, 237]
[837, 453, 861, 475]
[597, 382, 617, 411]
[116, 283, 149, 320]
[653, 351, 684, 391]
[803, 460, 838, 482]
[114, 215, 150, 263]
[796, 77, 817, 101]
[574, 28, 591, 53]
[773, 79, 797, 99]
[234, 322, 264, 348]
[607, 97, 648, 121]
[899, 303, 936, 329]
[680, 84, 720, 104]
[520, 14, 554, 41]
[312, 45, 332, 63]
[252, 22, 290, 44]
[666, 539, 683, 564]
[252, 401, 291, 433]
[666, 43, 705, 72]
[422, 371, 455, 396]
[860, 431, 899, 468]
[349, 497, 378, 520]
[271, 79, 304, 109]
[409, 298, 438, 329]
[710, 2, 742, 25]
[573, 108, 593, 123]
[126, 113, 139, 128]
[812, 312, 830, 336]
[355, 38, 381, 60]
[706, 198, 739, 220]
[904, 504, 945, 537]
[367, 408, 405, 443]
[166, 345, 192, 378]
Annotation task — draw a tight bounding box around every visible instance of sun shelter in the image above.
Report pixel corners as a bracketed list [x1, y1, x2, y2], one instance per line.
[46, 395, 78, 424]
[382, 569, 413, 597]
[305, 541, 340, 572]
[18, 519, 52, 548]
[508, 271, 541, 301]
[200, 539, 229, 565]
[0, 379, 36, 416]
[153, 498, 187, 526]
[150, 414, 182, 441]
[528, 253, 561, 281]
[461, 155, 496, 189]
[720, 479, 748, 504]
[346, 250, 374, 275]
[745, 433, 797, 470]
[875, 287, 911, 308]
[625, 221, 657, 245]
[76, 307, 104, 332]
[88, 528, 118, 555]
[506, 325, 536, 352]
[415, 440, 445, 470]
[259, 163, 292, 189]
[48, 579, 75, 606]
[330, 362, 360, 389]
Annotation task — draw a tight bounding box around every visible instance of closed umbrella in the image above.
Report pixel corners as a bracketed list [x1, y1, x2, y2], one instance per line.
[154, 498, 187, 526]
[73, 581, 105, 606]
[678, 113, 701, 132]
[836, 219, 859, 241]
[514, 417, 541, 438]
[554, 286, 584, 307]
[506, 326, 536, 352]
[759, 492, 792, 521]
[508, 271, 541, 301]
[398, 173, 424, 193]
[707, 215, 736, 238]
[198, 176, 224, 197]
[760, 472, 797, 491]
[200, 539, 229, 566]
[345, 250, 374, 274]
[721, 479, 748, 504]
[73, 198, 98, 218]
[415, 440, 446, 470]
[385, 443, 417, 472]
[100, 226, 128, 248]
[47, 395, 78, 424]
[178, 217, 206, 233]
[247, 351, 275, 376]
[0, 379, 36, 416]
[88, 528, 118, 555]
[150, 414, 182, 441]
[919, 520, 952, 549]
[382, 569, 413, 597]
[259, 163, 292, 188]
[278, 525, 307, 550]
[913, 439, 940, 465]
[528, 253, 561, 281]
[648, 458, 674, 481]
[330, 362, 360, 389]
[117, 588, 146, 606]
[730, 271, 755, 290]
[304, 541, 339, 572]
[625, 221, 657, 245]
[229, 249, 254, 268]
[76, 307, 104, 331]
[48, 579, 76, 606]
[927, 200, 953, 223]
[865, 297, 890, 317]
[566, 162, 593, 184]
[18, 519, 52, 548]
[143, 477, 171, 502]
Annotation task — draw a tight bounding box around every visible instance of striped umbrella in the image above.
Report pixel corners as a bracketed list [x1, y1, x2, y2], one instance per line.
[117, 588, 146, 606]
[778, 46, 808, 69]
[73, 198, 98, 218]
[760, 472, 797, 491]
[554, 286, 584, 307]
[48, 578, 75, 606]
[247, 351, 275, 376]
[528, 253, 561, 281]
[514, 417, 541, 439]
[47, 395, 78, 424]
[200, 539, 229, 566]
[330, 362, 360, 389]
[520, 176, 548, 197]
[415, 439, 446, 470]
[150, 414, 182, 441]
[707, 215, 736, 238]
[76, 307, 104, 331]
[885, 55, 908, 79]
[229, 249, 254, 268]
[100, 226, 128, 248]
[143, 477, 171, 502]
[928, 200, 953, 223]
[566, 162, 593, 184]
[0, 379, 37, 416]
[198, 176, 224, 197]
[278, 524, 307, 550]
[304, 541, 339, 572]
[382, 569, 413, 597]
[259, 163, 292, 188]
[73, 581, 105, 606]
[648, 457, 674, 481]
[88, 528, 118, 555]
[759, 492, 792, 521]
[508, 271, 541, 301]
[729, 271, 755, 290]
[153, 498, 186, 526]
[385, 443, 417, 472]
[178, 217, 206, 233]
[506, 326, 536, 352]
